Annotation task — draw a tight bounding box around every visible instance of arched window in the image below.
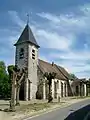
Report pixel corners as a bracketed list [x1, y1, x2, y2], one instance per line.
[19, 48, 24, 59]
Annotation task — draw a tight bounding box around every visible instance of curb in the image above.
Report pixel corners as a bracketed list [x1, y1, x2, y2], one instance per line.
[22, 98, 90, 120]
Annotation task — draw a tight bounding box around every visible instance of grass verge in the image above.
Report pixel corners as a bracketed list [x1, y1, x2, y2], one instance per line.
[9, 102, 65, 120]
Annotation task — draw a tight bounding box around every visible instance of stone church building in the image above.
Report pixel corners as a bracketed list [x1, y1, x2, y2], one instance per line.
[14, 23, 88, 101]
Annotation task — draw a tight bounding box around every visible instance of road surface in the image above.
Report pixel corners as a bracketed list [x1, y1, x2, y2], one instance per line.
[24, 99, 90, 120]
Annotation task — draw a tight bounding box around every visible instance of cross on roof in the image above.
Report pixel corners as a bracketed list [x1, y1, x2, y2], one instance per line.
[27, 14, 29, 24]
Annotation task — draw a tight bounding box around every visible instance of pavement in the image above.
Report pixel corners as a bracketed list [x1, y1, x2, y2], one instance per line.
[23, 99, 90, 120]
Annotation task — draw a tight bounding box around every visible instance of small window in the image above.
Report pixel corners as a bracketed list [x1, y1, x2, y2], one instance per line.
[32, 56, 35, 59]
[32, 53, 35, 56]
[19, 48, 24, 59]
[32, 49, 35, 53]
[32, 49, 35, 60]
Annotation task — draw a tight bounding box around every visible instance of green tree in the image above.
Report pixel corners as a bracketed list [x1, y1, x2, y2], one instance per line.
[69, 73, 78, 81]
[0, 61, 11, 98]
[8, 65, 20, 111]
[44, 72, 56, 103]
[0, 61, 6, 81]
[8, 65, 27, 111]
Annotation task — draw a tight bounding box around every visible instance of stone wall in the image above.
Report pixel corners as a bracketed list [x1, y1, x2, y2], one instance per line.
[15, 43, 38, 100]
[28, 44, 38, 99]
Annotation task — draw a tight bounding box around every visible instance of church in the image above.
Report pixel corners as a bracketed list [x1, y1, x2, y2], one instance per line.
[14, 23, 88, 101]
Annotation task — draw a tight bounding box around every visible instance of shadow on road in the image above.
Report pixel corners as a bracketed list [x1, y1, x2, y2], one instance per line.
[64, 104, 90, 120]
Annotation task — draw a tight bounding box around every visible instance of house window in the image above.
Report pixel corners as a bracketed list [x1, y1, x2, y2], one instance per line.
[19, 48, 24, 59]
[32, 49, 35, 60]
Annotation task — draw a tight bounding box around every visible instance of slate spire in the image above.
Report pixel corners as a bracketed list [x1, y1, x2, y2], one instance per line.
[14, 24, 40, 48]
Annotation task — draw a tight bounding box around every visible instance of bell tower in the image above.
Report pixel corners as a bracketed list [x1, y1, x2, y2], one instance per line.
[14, 23, 40, 100]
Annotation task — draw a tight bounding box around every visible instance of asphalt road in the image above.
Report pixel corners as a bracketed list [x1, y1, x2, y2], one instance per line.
[25, 99, 90, 120]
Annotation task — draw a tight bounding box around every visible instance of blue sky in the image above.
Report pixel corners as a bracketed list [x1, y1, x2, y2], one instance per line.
[1, 0, 90, 78]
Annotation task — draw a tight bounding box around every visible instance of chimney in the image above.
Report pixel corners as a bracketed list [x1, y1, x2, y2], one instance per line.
[52, 62, 54, 66]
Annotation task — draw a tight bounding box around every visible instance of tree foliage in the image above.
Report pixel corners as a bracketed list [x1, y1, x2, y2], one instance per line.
[7, 65, 27, 111]
[69, 73, 78, 81]
[0, 61, 11, 98]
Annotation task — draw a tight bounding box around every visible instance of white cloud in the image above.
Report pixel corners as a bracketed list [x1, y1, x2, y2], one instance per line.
[37, 6, 90, 34]
[8, 11, 25, 28]
[36, 5, 90, 78]
[8, 11, 73, 51]
[36, 29, 73, 51]
[48, 50, 90, 78]
[6, 6, 90, 78]
[55, 60, 90, 79]
[37, 13, 60, 24]
[49, 51, 90, 61]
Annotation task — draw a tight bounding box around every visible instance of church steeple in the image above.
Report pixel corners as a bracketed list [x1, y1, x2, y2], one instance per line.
[15, 17, 39, 100]
[14, 24, 40, 48]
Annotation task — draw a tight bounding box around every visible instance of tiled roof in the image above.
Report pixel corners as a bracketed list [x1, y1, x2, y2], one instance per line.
[71, 78, 86, 86]
[38, 59, 69, 80]
[57, 66, 70, 79]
